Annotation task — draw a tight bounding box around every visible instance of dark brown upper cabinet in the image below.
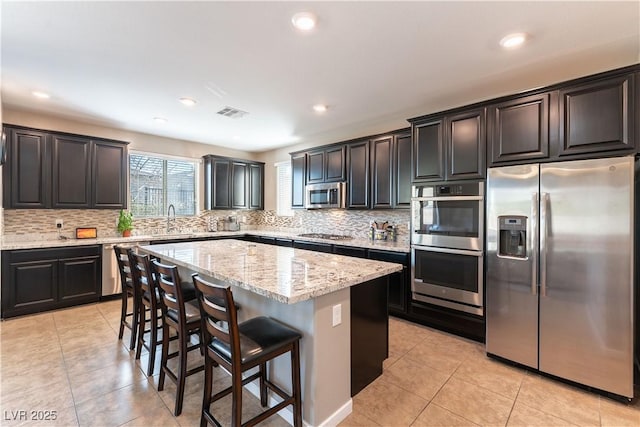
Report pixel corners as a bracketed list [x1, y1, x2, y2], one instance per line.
[52, 134, 91, 208]
[346, 140, 370, 208]
[291, 152, 306, 209]
[306, 145, 346, 184]
[248, 163, 264, 210]
[558, 73, 635, 156]
[393, 132, 412, 208]
[446, 108, 486, 180]
[2, 125, 128, 210]
[488, 92, 553, 166]
[411, 109, 485, 182]
[92, 141, 127, 209]
[412, 119, 445, 181]
[203, 155, 264, 210]
[4, 127, 49, 208]
[371, 135, 393, 208]
[231, 161, 248, 209]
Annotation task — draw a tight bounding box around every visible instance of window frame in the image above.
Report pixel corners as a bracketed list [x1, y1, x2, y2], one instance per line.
[129, 150, 200, 218]
[275, 160, 294, 217]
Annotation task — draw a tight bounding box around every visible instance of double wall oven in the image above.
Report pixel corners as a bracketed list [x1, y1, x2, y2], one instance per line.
[411, 182, 484, 315]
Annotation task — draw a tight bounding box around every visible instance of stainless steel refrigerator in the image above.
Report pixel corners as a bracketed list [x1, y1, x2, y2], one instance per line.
[486, 156, 635, 399]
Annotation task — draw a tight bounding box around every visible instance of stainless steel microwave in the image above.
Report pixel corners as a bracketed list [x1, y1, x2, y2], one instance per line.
[305, 182, 346, 209]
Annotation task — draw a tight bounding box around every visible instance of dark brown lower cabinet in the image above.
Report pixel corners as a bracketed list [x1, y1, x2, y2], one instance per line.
[1, 245, 101, 318]
[368, 249, 409, 315]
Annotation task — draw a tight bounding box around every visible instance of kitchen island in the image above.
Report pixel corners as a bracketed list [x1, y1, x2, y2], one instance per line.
[138, 239, 403, 426]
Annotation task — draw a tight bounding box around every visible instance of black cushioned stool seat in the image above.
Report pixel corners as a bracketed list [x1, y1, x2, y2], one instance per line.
[211, 316, 301, 365]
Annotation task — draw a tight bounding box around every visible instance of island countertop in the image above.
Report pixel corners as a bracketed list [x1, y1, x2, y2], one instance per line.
[138, 239, 403, 304]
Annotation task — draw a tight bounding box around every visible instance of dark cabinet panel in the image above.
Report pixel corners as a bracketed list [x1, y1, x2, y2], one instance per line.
[293, 240, 333, 253]
[325, 146, 346, 182]
[393, 132, 412, 208]
[212, 158, 231, 209]
[306, 146, 345, 184]
[291, 153, 306, 209]
[488, 93, 551, 165]
[1, 246, 101, 318]
[413, 119, 444, 181]
[333, 245, 367, 258]
[307, 150, 324, 184]
[346, 141, 369, 208]
[249, 163, 264, 210]
[231, 162, 248, 209]
[51, 134, 91, 208]
[2, 125, 128, 210]
[368, 249, 409, 315]
[351, 276, 388, 396]
[8, 259, 57, 312]
[559, 73, 635, 156]
[92, 141, 127, 208]
[5, 128, 49, 208]
[412, 109, 484, 182]
[58, 255, 100, 300]
[371, 136, 393, 209]
[446, 108, 485, 180]
[203, 155, 264, 211]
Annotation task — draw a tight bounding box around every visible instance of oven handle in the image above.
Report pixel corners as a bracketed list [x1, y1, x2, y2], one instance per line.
[412, 245, 482, 257]
[411, 196, 484, 202]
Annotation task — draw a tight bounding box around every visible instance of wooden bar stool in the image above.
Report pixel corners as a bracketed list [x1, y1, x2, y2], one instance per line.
[192, 274, 303, 427]
[114, 245, 139, 350]
[152, 259, 204, 416]
[130, 251, 164, 376]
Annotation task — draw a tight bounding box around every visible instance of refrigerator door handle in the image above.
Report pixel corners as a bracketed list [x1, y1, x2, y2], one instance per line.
[540, 192, 549, 297]
[531, 192, 538, 296]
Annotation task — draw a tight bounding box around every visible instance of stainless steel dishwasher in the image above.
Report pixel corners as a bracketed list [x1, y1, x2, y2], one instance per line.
[102, 242, 149, 296]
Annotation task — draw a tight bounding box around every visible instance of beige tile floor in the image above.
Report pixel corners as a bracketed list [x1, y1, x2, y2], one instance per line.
[0, 300, 638, 427]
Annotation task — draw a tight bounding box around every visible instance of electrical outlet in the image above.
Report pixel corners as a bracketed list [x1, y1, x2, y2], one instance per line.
[55, 219, 64, 229]
[332, 304, 342, 327]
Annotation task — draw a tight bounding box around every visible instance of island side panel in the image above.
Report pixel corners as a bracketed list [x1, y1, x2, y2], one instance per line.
[350, 275, 389, 396]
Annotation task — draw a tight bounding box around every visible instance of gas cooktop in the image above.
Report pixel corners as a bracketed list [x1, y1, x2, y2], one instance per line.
[297, 233, 353, 241]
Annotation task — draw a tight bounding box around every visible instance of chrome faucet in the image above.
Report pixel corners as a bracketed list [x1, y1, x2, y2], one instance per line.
[167, 204, 176, 233]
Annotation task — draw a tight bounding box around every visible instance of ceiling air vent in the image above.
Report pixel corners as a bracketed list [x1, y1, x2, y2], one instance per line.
[216, 106, 248, 119]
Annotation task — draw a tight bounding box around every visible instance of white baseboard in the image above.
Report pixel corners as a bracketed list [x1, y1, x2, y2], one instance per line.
[245, 381, 353, 427]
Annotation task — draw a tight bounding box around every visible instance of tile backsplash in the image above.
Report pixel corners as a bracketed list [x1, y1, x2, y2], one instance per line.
[2, 208, 410, 244]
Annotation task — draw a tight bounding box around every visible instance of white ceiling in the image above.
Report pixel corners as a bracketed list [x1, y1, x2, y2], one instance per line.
[2, 1, 639, 152]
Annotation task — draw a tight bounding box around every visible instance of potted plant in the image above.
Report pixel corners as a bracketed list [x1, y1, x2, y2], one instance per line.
[117, 209, 133, 237]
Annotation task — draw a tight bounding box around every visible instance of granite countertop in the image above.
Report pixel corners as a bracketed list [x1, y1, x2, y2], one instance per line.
[138, 239, 403, 304]
[1, 229, 410, 253]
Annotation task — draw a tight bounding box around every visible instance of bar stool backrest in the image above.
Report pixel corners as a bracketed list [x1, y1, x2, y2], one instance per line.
[192, 275, 241, 367]
[130, 252, 159, 309]
[151, 260, 187, 326]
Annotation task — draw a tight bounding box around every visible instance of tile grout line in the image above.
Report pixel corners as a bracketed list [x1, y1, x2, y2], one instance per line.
[503, 375, 524, 427]
[52, 311, 82, 427]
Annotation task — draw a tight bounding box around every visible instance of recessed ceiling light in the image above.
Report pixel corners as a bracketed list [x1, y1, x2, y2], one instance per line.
[499, 32, 527, 49]
[32, 91, 50, 99]
[153, 117, 168, 124]
[233, 135, 241, 140]
[179, 97, 197, 106]
[313, 104, 328, 113]
[292, 12, 317, 31]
